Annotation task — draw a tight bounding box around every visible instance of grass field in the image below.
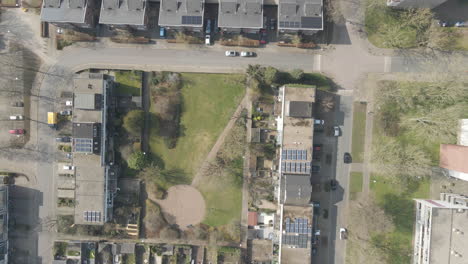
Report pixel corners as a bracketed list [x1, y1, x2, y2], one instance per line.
[115, 70, 142, 96]
[149, 73, 245, 182]
[351, 102, 367, 163]
[370, 174, 429, 264]
[349, 172, 363, 200]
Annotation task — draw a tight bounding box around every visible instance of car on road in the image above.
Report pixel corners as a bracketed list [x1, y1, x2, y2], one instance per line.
[159, 27, 166, 38]
[56, 27, 63, 34]
[340, 228, 348, 240]
[312, 247, 317, 256]
[9, 129, 25, 135]
[9, 115, 24, 120]
[312, 201, 320, 215]
[240, 51, 256, 57]
[344, 152, 352, 163]
[205, 19, 212, 34]
[455, 22, 465, 27]
[60, 110, 72, 116]
[260, 29, 267, 44]
[333, 126, 341, 136]
[314, 119, 324, 125]
[63, 165, 75, 170]
[56, 136, 71, 143]
[205, 35, 211, 45]
[65, 100, 73, 106]
[225, 50, 238, 57]
[11, 102, 24, 107]
[330, 179, 338, 190]
[313, 144, 322, 161]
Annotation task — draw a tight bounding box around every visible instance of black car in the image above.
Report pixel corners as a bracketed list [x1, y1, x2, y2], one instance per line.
[311, 165, 320, 173]
[11, 102, 24, 107]
[330, 179, 338, 190]
[344, 152, 352, 163]
[312, 201, 320, 216]
[312, 247, 318, 256]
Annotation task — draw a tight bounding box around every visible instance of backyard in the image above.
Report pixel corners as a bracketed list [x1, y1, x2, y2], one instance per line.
[115, 70, 142, 96]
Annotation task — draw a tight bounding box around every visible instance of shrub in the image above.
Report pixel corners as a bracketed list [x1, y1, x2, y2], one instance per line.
[123, 110, 145, 136]
[128, 151, 151, 170]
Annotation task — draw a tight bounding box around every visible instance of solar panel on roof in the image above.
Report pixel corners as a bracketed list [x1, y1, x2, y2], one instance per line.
[286, 149, 291, 160]
[181, 15, 202, 25]
[286, 217, 290, 223]
[282, 149, 287, 160]
[281, 161, 286, 172]
[302, 150, 307, 160]
[295, 222, 299, 233]
[292, 150, 297, 160]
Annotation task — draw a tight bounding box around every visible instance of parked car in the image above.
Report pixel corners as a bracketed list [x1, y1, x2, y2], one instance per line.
[313, 144, 322, 161]
[260, 29, 267, 44]
[60, 110, 72, 116]
[65, 100, 73, 106]
[159, 27, 166, 38]
[340, 228, 348, 240]
[205, 34, 211, 45]
[56, 136, 71, 142]
[63, 165, 75, 170]
[455, 22, 465, 27]
[330, 179, 338, 190]
[333, 126, 341, 136]
[270, 18, 276, 30]
[311, 165, 320, 173]
[11, 102, 24, 107]
[9, 115, 24, 120]
[312, 247, 318, 256]
[205, 19, 212, 34]
[225, 50, 238, 57]
[344, 152, 352, 163]
[438, 21, 452, 27]
[312, 201, 320, 215]
[240, 51, 256, 57]
[314, 119, 324, 125]
[56, 27, 63, 34]
[9, 129, 25, 135]
[66, 153, 72, 159]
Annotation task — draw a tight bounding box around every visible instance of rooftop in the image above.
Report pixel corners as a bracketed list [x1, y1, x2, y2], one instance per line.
[439, 144, 468, 174]
[248, 211, 258, 226]
[159, 0, 204, 27]
[40, 0, 88, 23]
[73, 154, 106, 225]
[429, 207, 468, 264]
[99, 0, 147, 25]
[218, 0, 263, 29]
[75, 93, 100, 110]
[287, 101, 313, 118]
[284, 174, 311, 206]
[278, 0, 323, 30]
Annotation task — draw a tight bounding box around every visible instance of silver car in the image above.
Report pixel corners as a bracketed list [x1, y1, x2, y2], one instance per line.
[225, 50, 238, 57]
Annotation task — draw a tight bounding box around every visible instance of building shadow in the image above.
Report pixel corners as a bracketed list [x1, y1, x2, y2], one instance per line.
[8, 185, 42, 264]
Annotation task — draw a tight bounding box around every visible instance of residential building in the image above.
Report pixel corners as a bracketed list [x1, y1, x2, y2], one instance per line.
[218, 0, 264, 33]
[439, 119, 468, 181]
[387, 0, 448, 8]
[0, 186, 8, 264]
[40, 0, 97, 28]
[413, 193, 468, 264]
[99, 0, 148, 30]
[278, 0, 323, 34]
[158, 0, 205, 32]
[69, 73, 118, 225]
[276, 85, 316, 264]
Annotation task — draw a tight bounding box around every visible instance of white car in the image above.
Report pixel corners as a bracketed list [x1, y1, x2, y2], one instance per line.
[333, 126, 341, 136]
[56, 28, 64, 34]
[225, 50, 238, 57]
[240, 51, 256, 57]
[340, 228, 348, 240]
[65, 100, 73, 106]
[63, 165, 75, 170]
[9, 115, 24, 120]
[205, 35, 211, 45]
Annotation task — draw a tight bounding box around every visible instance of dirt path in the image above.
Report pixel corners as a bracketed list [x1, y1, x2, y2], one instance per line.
[191, 95, 248, 186]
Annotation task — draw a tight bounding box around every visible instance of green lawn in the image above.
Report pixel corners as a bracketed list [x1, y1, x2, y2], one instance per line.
[149, 73, 245, 181]
[370, 174, 429, 264]
[351, 102, 367, 163]
[453, 28, 468, 51]
[115, 70, 142, 96]
[349, 172, 363, 200]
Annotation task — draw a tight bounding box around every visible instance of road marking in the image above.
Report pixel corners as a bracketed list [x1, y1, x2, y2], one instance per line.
[314, 54, 322, 72]
[384, 56, 391, 73]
